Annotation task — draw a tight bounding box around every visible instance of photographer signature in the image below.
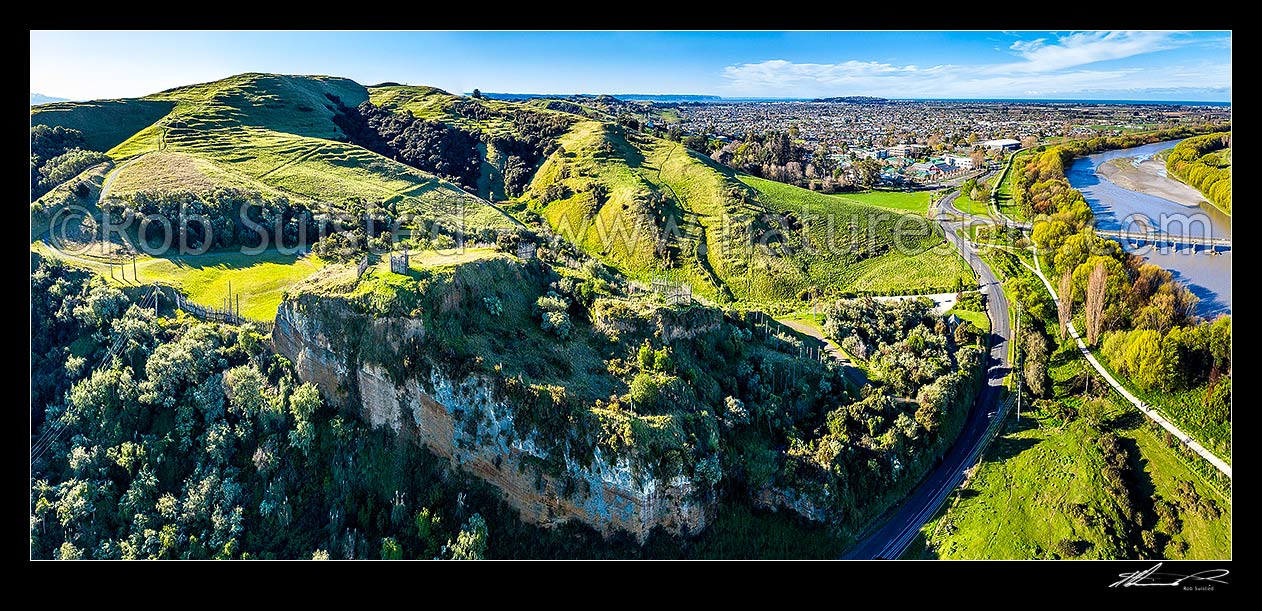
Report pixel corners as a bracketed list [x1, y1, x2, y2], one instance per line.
[1110, 563, 1229, 588]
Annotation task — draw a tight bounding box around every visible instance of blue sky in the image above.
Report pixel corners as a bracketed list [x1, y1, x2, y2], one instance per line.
[30, 30, 1232, 101]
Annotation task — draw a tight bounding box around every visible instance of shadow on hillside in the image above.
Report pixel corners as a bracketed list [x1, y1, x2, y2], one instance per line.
[156, 247, 307, 271]
[901, 530, 939, 559]
[988, 432, 1040, 463]
[1120, 435, 1158, 502]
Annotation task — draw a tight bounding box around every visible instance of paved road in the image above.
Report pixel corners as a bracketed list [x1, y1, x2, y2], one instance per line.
[776, 318, 870, 389]
[842, 186, 1013, 559]
[1019, 252, 1232, 479]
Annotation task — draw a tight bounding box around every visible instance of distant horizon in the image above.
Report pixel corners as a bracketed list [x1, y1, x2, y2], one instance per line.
[31, 85, 1232, 108]
[476, 91, 1231, 105]
[31, 31, 1231, 102]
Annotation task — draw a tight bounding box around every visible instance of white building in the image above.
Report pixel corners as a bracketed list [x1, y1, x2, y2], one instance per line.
[982, 138, 1021, 151]
[945, 154, 974, 169]
[887, 143, 927, 158]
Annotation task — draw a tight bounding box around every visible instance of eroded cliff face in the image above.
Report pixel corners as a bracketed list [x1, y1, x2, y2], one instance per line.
[273, 295, 709, 539]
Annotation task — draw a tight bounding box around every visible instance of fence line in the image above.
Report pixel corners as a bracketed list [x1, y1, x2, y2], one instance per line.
[176, 292, 243, 325]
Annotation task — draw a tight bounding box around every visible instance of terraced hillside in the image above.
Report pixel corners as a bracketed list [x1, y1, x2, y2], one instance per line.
[31, 73, 970, 314]
[361, 87, 968, 305]
[523, 120, 970, 303]
[31, 73, 515, 231]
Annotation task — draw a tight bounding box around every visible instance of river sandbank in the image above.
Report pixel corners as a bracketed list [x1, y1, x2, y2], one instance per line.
[1097, 157, 1210, 209]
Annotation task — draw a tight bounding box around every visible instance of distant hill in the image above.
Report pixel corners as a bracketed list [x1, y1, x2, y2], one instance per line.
[810, 96, 889, 104]
[30, 93, 68, 106]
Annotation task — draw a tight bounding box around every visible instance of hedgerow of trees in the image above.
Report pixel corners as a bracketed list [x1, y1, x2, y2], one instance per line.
[334, 101, 483, 191]
[1165, 132, 1231, 213]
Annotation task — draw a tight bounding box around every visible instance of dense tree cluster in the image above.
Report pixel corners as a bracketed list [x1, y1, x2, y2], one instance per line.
[31, 125, 107, 201]
[334, 101, 483, 191]
[799, 297, 985, 515]
[29, 257, 530, 559]
[1100, 316, 1231, 402]
[486, 109, 571, 197]
[1010, 126, 1232, 454]
[93, 189, 432, 262]
[700, 130, 851, 192]
[1165, 132, 1231, 213]
[1013, 123, 1229, 219]
[98, 189, 318, 252]
[1021, 130, 1210, 341]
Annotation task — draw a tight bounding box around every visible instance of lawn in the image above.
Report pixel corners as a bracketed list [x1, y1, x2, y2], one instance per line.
[33, 243, 326, 322]
[741, 175, 972, 298]
[947, 306, 989, 333]
[953, 190, 988, 216]
[918, 276, 1231, 560]
[994, 149, 1031, 221]
[1091, 358, 1231, 464]
[836, 189, 930, 214]
[922, 353, 1231, 559]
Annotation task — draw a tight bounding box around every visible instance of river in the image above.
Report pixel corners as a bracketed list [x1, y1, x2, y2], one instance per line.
[1066, 139, 1231, 318]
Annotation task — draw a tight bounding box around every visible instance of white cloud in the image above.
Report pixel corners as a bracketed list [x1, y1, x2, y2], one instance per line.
[720, 59, 939, 89]
[719, 31, 1228, 99]
[997, 30, 1179, 73]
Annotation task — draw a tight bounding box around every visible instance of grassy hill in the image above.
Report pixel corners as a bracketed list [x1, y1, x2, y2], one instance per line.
[920, 362, 1231, 559]
[30, 99, 175, 152]
[522, 119, 969, 304]
[31, 74, 516, 232]
[30, 73, 522, 323]
[31, 73, 969, 313]
[355, 85, 969, 306]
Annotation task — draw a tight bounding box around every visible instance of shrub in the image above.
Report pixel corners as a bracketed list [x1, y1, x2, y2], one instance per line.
[637, 342, 655, 370]
[540, 311, 572, 339]
[1053, 538, 1085, 558]
[483, 296, 503, 317]
[653, 348, 674, 373]
[535, 292, 569, 314]
[630, 373, 660, 408]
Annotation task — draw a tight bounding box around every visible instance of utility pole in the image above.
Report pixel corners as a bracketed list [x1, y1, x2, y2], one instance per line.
[811, 285, 817, 326]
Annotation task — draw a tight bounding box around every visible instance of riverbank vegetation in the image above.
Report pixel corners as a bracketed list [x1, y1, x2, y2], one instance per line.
[918, 248, 1230, 559]
[1013, 126, 1232, 460]
[1165, 132, 1231, 214]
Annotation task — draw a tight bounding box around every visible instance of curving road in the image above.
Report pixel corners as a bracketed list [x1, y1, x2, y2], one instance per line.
[842, 182, 1013, 560]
